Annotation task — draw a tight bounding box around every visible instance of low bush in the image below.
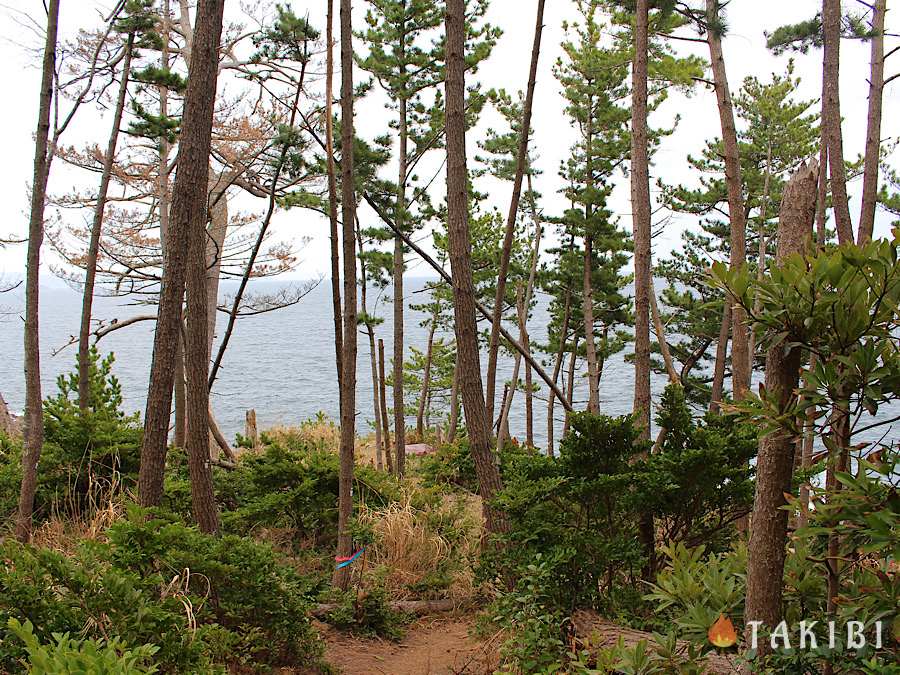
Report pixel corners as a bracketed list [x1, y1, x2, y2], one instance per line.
[0, 509, 325, 673]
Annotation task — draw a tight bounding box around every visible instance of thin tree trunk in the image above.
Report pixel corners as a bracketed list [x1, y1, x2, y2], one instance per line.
[747, 143, 773, 376]
[583, 232, 600, 412]
[485, 0, 546, 424]
[139, 0, 225, 513]
[858, 0, 886, 244]
[546, 291, 571, 457]
[633, 0, 655, 580]
[522, 193, 541, 449]
[15, 0, 59, 543]
[650, 282, 678, 384]
[445, 0, 506, 535]
[448, 359, 459, 443]
[563, 337, 578, 437]
[334, 0, 358, 589]
[78, 34, 134, 409]
[378, 338, 393, 473]
[357, 230, 383, 470]
[497, 286, 526, 450]
[709, 304, 731, 414]
[416, 320, 437, 439]
[706, 0, 749, 400]
[326, 0, 343, 402]
[822, 0, 855, 245]
[743, 161, 818, 654]
[394, 132, 407, 477]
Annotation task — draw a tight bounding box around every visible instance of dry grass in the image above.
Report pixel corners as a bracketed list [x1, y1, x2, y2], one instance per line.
[357, 493, 482, 601]
[32, 494, 126, 555]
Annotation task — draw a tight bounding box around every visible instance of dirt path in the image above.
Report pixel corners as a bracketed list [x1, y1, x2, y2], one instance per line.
[319, 617, 498, 675]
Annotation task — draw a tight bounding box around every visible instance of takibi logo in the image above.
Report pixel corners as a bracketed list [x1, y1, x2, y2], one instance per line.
[708, 614, 738, 648]
[707, 614, 896, 652]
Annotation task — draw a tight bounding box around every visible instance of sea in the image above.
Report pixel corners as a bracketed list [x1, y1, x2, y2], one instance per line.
[1, 278, 897, 450]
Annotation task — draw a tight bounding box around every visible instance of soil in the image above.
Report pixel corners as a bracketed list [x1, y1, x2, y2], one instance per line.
[314, 611, 741, 674]
[318, 616, 499, 675]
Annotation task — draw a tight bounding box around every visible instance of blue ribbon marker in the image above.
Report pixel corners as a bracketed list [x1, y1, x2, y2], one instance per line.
[334, 548, 365, 569]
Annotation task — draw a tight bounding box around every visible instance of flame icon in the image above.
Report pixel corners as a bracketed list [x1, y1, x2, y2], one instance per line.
[708, 614, 738, 648]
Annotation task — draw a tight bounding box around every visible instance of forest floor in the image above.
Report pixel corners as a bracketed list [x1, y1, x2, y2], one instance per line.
[312, 611, 741, 674]
[316, 615, 500, 675]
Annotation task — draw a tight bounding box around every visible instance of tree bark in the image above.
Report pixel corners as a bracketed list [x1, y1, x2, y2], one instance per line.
[16, 0, 60, 543]
[747, 143, 773, 377]
[183, 0, 226, 535]
[563, 337, 578, 437]
[378, 338, 393, 473]
[326, 0, 343, 403]
[139, 0, 225, 517]
[334, 0, 358, 590]
[485, 0, 545, 424]
[394, 117, 407, 477]
[416, 319, 437, 439]
[858, 0, 886, 244]
[78, 34, 134, 409]
[546, 291, 571, 457]
[497, 285, 526, 451]
[706, 0, 750, 400]
[709, 304, 731, 414]
[822, 0, 855, 245]
[448, 359, 459, 443]
[633, 0, 655, 580]
[583, 233, 600, 412]
[445, 0, 506, 535]
[650, 282, 678, 385]
[743, 161, 818, 654]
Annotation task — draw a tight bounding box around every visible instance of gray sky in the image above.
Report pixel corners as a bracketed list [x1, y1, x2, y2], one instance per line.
[0, 0, 897, 283]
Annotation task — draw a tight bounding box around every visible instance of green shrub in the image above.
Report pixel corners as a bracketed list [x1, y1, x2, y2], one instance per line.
[0, 349, 141, 522]
[164, 434, 401, 547]
[7, 618, 159, 674]
[0, 509, 325, 673]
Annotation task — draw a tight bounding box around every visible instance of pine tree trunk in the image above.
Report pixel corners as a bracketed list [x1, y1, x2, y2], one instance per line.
[78, 34, 133, 409]
[546, 291, 571, 457]
[709, 305, 731, 414]
[583, 233, 601, 412]
[334, 0, 358, 589]
[706, 0, 750, 400]
[416, 320, 437, 439]
[563, 337, 578, 437]
[485, 0, 546, 425]
[326, 0, 343, 403]
[394, 27, 409, 477]
[183, 0, 226, 535]
[378, 338, 393, 473]
[743, 161, 818, 654]
[822, 0, 855, 245]
[523, 201, 541, 448]
[445, 0, 506, 535]
[358, 234, 383, 470]
[368, 326, 383, 470]
[174, 334, 187, 446]
[393, 178, 406, 476]
[747, 143, 773, 376]
[650, 282, 678, 385]
[633, 0, 655, 581]
[16, 0, 60, 543]
[498, 286, 526, 450]
[139, 0, 225, 513]
[858, 0, 885, 244]
[448, 359, 459, 444]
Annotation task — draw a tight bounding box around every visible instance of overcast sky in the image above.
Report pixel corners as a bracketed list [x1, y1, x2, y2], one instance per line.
[0, 0, 897, 284]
